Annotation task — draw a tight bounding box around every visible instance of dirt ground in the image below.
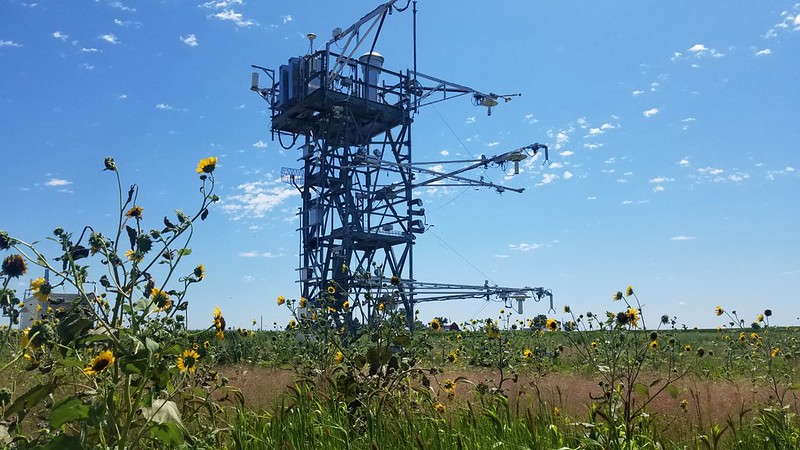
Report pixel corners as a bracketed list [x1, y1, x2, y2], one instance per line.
[220, 365, 798, 434]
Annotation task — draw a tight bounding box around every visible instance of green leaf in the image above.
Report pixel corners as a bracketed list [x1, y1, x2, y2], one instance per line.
[151, 422, 184, 446]
[666, 384, 679, 399]
[200, 208, 209, 221]
[126, 226, 137, 249]
[177, 248, 192, 256]
[632, 382, 650, 399]
[50, 397, 90, 428]
[40, 434, 82, 450]
[4, 383, 57, 421]
[393, 334, 411, 346]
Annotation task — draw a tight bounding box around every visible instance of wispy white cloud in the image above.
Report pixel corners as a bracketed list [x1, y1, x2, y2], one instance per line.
[211, 9, 255, 27]
[678, 158, 690, 167]
[632, 90, 644, 96]
[281, 15, 293, 24]
[45, 178, 72, 186]
[0, 40, 23, 47]
[81, 47, 99, 52]
[253, 140, 268, 149]
[52, 31, 69, 41]
[559, 150, 574, 157]
[114, 19, 142, 28]
[466, 116, 476, 124]
[509, 243, 541, 252]
[688, 44, 708, 52]
[524, 113, 538, 124]
[649, 176, 674, 183]
[155, 103, 173, 110]
[563, 171, 574, 180]
[110, 1, 135, 12]
[180, 34, 199, 47]
[440, 150, 449, 156]
[239, 251, 280, 258]
[540, 173, 559, 185]
[671, 236, 695, 241]
[201, 0, 242, 8]
[223, 180, 301, 219]
[486, 142, 500, 147]
[755, 48, 772, 56]
[100, 34, 120, 44]
[643, 108, 659, 118]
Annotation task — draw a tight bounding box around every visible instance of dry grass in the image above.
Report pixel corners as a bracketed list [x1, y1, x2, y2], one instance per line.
[223, 364, 799, 439]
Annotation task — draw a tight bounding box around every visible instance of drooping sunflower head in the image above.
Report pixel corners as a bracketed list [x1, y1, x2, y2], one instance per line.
[30, 277, 52, 302]
[125, 249, 143, 263]
[390, 275, 401, 286]
[277, 295, 286, 306]
[613, 291, 623, 302]
[447, 352, 458, 363]
[84, 350, 115, 376]
[626, 285, 634, 297]
[0, 230, 13, 251]
[442, 379, 456, 395]
[125, 205, 143, 219]
[756, 313, 764, 323]
[2, 254, 27, 278]
[177, 349, 200, 373]
[196, 156, 217, 174]
[715, 306, 724, 316]
[151, 288, 171, 312]
[434, 403, 446, 414]
[299, 297, 307, 308]
[193, 264, 205, 281]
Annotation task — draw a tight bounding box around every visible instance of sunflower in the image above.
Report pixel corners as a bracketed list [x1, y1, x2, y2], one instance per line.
[125, 205, 143, 219]
[194, 264, 205, 281]
[756, 313, 764, 323]
[334, 351, 344, 364]
[591, 341, 598, 349]
[715, 306, 724, 316]
[151, 288, 171, 311]
[0, 230, 13, 251]
[30, 277, 52, 302]
[613, 291, 623, 301]
[563, 305, 571, 314]
[684, 345, 692, 352]
[626, 307, 640, 328]
[1, 254, 27, 278]
[430, 318, 442, 332]
[434, 403, 446, 414]
[203, 340, 210, 350]
[378, 302, 384, 312]
[447, 352, 458, 363]
[680, 399, 688, 413]
[342, 300, 350, 310]
[771, 347, 780, 358]
[546, 318, 559, 332]
[523, 348, 533, 359]
[277, 295, 286, 306]
[327, 286, 336, 294]
[84, 350, 115, 376]
[196, 156, 217, 174]
[390, 275, 400, 286]
[177, 349, 200, 373]
[649, 340, 659, 349]
[626, 285, 634, 297]
[288, 319, 297, 329]
[300, 297, 307, 308]
[442, 379, 456, 396]
[212, 306, 225, 339]
[125, 249, 143, 263]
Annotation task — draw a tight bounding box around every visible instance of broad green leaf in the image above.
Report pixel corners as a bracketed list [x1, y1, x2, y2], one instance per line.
[393, 334, 411, 346]
[177, 248, 192, 256]
[151, 422, 184, 446]
[4, 383, 57, 421]
[633, 382, 650, 399]
[40, 434, 82, 450]
[666, 384, 679, 399]
[50, 397, 90, 428]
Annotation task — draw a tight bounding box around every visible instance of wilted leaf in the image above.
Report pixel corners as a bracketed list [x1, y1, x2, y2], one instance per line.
[141, 399, 184, 428]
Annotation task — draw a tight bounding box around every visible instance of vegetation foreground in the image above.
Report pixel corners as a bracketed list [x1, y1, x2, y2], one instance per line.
[1, 159, 798, 449]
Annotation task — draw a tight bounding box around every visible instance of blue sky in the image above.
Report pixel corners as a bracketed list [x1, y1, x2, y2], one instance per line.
[1, 1, 798, 330]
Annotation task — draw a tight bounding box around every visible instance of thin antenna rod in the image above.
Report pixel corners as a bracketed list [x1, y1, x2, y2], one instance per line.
[412, 0, 418, 79]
